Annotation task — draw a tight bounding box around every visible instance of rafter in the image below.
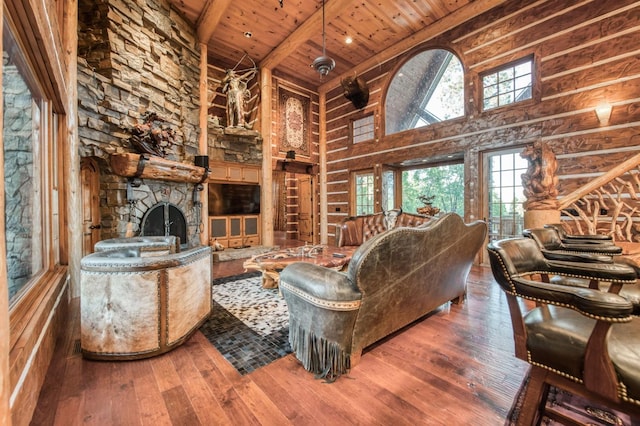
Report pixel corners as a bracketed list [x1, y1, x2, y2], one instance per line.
[260, 0, 349, 70]
[319, 0, 508, 92]
[196, 0, 234, 44]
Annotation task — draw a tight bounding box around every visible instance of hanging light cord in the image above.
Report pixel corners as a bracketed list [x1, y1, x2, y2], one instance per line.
[321, 0, 326, 55]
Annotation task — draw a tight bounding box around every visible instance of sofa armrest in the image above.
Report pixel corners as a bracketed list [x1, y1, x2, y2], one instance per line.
[280, 262, 361, 306]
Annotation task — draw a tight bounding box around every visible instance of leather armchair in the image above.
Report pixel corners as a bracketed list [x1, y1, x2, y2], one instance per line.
[544, 222, 614, 243]
[487, 237, 640, 424]
[523, 227, 623, 255]
[280, 213, 486, 380]
[524, 227, 640, 313]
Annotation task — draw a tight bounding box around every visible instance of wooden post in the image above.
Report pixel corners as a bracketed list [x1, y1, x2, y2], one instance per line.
[260, 68, 274, 247]
[199, 42, 209, 246]
[319, 90, 328, 245]
[65, 0, 81, 297]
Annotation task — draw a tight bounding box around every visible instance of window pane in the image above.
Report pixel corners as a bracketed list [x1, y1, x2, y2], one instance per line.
[3, 22, 45, 303]
[355, 172, 374, 215]
[352, 114, 374, 143]
[487, 151, 527, 241]
[382, 170, 395, 211]
[401, 163, 464, 216]
[482, 57, 533, 111]
[386, 49, 464, 135]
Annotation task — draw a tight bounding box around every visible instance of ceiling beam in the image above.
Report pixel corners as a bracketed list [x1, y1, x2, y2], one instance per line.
[196, 0, 234, 44]
[260, 0, 349, 70]
[319, 0, 508, 92]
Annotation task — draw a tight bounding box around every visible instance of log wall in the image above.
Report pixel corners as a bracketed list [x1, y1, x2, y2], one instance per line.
[322, 0, 640, 244]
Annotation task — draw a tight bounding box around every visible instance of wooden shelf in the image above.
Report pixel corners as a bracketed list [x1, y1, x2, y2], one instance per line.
[110, 153, 207, 184]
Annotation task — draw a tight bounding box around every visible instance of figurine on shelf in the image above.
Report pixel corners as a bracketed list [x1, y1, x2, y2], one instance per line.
[222, 55, 258, 129]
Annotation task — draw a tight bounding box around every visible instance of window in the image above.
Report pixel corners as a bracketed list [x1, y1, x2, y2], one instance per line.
[385, 49, 464, 135]
[482, 57, 532, 111]
[353, 171, 374, 215]
[486, 150, 528, 241]
[3, 18, 49, 305]
[401, 163, 464, 216]
[352, 114, 374, 143]
[381, 169, 395, 211]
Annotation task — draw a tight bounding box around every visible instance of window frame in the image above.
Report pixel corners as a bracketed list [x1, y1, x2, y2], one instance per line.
[4, 5, 62, 347]
[383, 47, 466, 136]
[350, 169, 376, 216]
[350, 113, 375, 144]
[479, 55, 535, 112]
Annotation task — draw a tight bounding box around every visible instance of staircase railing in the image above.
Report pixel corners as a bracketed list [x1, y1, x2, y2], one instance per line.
[557, 152, 640, 241]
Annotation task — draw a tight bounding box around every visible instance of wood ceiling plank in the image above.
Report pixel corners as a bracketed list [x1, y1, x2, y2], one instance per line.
[261, 0, 350, 69]
[319, 0, 508, 92]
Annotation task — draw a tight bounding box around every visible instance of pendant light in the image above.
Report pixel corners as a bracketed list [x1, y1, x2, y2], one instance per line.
[311, 0, 335, 78]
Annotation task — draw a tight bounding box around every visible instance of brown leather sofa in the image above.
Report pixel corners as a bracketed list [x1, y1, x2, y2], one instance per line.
[335, 210, 431, 247]
[279, 213, 487, 380]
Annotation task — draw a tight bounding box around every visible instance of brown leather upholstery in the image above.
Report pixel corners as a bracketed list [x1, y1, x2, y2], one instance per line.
[336, 212, 431, 247]
[487, 238, 640, 423]
[280, 213, 486, 380]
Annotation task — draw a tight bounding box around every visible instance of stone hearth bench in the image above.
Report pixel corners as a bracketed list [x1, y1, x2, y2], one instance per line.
[80, 245, 212, 360]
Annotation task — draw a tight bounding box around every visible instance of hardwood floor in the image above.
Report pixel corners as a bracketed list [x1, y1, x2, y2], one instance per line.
[31, 237, 529, 425]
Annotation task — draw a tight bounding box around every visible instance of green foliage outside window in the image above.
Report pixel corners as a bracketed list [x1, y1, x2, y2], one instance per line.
[401, 164, 464, 216]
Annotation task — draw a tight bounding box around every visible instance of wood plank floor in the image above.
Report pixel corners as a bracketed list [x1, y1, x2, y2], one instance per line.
[31, 241, 529, 425]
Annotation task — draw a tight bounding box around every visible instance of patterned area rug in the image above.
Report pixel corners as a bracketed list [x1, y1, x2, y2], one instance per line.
[199, 272, 292, 375]
[506, 375, 631, 425]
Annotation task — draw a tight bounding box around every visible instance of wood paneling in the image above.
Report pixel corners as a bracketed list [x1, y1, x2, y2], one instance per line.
[320, 0, 640, 243]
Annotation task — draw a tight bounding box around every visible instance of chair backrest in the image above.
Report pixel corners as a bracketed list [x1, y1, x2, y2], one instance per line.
[522, 227, 563, 250]
[487, 237, 548, 293]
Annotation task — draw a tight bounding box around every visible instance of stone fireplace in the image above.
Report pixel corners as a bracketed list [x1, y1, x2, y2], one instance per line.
[76, 0, 203, 244]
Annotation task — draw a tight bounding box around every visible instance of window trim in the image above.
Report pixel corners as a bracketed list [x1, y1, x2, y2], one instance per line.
[350, 113, 376, 144]
[479, 55, 535, 113]
[350, 169, 375, 216]
[382, 46, 466, 136]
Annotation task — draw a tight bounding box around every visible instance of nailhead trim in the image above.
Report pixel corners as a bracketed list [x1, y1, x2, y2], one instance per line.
[280, 280, 361, 311]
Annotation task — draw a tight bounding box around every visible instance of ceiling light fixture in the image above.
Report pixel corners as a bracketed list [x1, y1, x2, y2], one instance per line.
[311, 0, 335, 78]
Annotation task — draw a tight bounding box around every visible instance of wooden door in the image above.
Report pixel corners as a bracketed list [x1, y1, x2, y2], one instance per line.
[298, 175, 313, 243]
[81, 158, 101, 255]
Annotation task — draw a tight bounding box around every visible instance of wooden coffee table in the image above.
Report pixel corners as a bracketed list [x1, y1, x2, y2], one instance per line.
[242, 245, 356, 288]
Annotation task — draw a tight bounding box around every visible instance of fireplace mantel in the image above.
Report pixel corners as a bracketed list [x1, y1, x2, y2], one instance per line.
[110, 153, 207, 184]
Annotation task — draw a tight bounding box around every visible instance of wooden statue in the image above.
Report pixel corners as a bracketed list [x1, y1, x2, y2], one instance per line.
[520, 141, 559, 210]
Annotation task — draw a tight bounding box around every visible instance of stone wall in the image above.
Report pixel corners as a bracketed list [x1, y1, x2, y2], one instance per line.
[77, 0, 202, 242]
[3, 62, 39, 300]
[207, 119, 263, 165]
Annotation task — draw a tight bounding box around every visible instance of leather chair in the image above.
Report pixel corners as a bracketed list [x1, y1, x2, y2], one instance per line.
[544, 222, 614, 243]
[487, 238, 640, 424]
[524, 228, 640, 313]
[523, 227, 623, 255]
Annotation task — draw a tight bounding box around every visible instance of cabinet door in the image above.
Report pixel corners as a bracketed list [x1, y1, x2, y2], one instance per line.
[210, 217, 228, 238]
[229, 217, 242, 237]
[242, 167, 260, 183]
[227, 165, 243, 181]
[209, 165, 228, 180]
[243, 216, 259, 236]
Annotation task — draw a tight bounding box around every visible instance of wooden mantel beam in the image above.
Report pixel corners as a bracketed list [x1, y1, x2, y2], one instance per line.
[260, 0, 348, 70]
[319, 0, 508, 92]
[196, 0, 234, 44]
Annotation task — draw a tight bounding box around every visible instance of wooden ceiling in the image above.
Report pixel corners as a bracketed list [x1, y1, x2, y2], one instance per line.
[170, 0, 507, 88]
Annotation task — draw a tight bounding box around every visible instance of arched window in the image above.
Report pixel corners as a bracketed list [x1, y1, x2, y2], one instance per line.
[385, 49, 464, 135]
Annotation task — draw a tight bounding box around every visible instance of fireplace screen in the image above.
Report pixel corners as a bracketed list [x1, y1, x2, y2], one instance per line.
[140, 202, 187, 245]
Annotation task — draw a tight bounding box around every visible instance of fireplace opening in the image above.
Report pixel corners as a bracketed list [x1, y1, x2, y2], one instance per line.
[140, 202, 187, 246]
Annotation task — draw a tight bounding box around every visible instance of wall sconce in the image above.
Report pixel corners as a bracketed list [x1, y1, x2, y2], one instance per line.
[595, 103, 612, 124]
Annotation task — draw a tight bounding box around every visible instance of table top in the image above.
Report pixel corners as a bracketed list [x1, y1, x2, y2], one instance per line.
[243, 245, 357, 271]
